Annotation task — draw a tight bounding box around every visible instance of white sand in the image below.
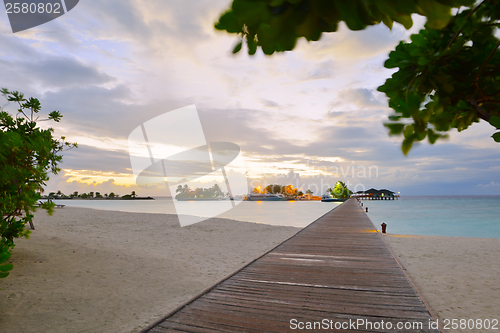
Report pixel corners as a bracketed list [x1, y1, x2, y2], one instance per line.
[383, 234, 500, 333]
[2, 208, 499, 333]
[0, 207, 299, 333]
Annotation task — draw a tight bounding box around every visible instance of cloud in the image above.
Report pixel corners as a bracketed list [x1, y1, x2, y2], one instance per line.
[477, 181, 500, 188]
[0, 34, 40, 60]
[1, 1, 498, 197]
[59, 144, 132, 174]
[341, 88, 386, 108]
[328, 88, 387, 113]
[261, 99, 279, 108]
[299, 21, 407, 61]
[19, 56, 114, 88]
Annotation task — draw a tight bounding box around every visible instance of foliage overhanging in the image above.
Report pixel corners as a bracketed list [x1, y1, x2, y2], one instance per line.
[215, 0, 500, 153]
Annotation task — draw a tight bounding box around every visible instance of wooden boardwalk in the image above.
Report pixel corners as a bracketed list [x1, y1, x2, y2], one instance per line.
[142, 199, 440, 333]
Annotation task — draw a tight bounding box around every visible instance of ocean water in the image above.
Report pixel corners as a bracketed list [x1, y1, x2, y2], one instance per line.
[53, 198, 341, 228]
[364, 195, 500, 239]
[49, 196, 500, 238]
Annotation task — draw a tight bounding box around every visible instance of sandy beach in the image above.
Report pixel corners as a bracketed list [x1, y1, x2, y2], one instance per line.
[1, 207, 499, 333]
[0, 207, 299, 333]
[383, 234, 500, 333]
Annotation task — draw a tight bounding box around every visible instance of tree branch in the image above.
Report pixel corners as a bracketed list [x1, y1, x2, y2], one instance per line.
[446, 0, 487, 50]
[470, 94, 491, 121]
[476, 41, 500, 79]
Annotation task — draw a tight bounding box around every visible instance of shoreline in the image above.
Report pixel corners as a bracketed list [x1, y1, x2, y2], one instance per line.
[0, 207, 498, 333]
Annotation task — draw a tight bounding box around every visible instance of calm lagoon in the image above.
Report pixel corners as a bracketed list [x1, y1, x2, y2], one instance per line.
[50, 195, 500, 238]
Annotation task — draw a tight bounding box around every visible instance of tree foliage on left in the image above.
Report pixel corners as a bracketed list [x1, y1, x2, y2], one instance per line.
[0, 88, 76, 279]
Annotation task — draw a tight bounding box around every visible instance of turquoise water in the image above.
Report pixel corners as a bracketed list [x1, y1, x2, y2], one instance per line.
[364, 195, 500, 238]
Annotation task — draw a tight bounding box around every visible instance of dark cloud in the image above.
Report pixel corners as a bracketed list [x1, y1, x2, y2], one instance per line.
[59, 144, 132, 173]
[0, 34, 39, 60]
[0, 33, 113, 92]
[20, 56, 113, 88]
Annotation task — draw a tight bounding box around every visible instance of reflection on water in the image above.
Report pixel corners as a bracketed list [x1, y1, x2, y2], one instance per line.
[51, 198, 340, 228]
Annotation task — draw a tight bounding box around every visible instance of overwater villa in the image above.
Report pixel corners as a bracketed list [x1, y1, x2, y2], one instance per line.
[353, 188, 399, 200]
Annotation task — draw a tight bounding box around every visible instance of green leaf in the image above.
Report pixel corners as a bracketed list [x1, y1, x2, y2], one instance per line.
[402, 137, 413, 155]
[410, 34, 426, 47]
[0, 263, 13, 272]
[427, 129, 438, 144]
[417, 0, 453, 29]
[385, 123, 405, 135]
[269, 0, 286, 6]
[381, 14, 394, 30]
[336, 1, 371, 31]
[489, 115, 500, 129]
[418, 56, 431, 66]
[247, 35, 257, 55]
[215, 11, 241, 33]
[232, 40, 243, 54]
[48, 111, 62, 122]
[492, 132, 500, 142]
[393, 13, 413, 30]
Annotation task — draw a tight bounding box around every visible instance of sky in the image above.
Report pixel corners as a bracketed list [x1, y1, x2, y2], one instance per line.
[1, 0, 499, 197]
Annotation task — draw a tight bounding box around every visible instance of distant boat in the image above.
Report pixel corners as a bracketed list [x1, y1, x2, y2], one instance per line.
[176, 197, 223, 201]
[321, 194, 347, 202]
[246, 193, 287, 201]
[321, 198, 346, 202]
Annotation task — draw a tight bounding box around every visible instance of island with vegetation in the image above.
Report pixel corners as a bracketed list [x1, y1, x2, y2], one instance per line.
[41, 190, 154, 200]
[250, 184, 304, 199]
[175, 184, 227, 201]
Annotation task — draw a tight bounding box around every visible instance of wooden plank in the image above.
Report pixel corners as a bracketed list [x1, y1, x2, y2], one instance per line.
[140, 199, 440, 333]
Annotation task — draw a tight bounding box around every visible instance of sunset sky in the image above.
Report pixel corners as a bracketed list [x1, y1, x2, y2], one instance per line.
[1, 0, 499, 196]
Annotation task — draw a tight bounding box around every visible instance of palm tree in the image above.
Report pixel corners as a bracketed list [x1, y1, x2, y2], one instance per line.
[332, 181, 352, 199]
[212, 184, 224, 198]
